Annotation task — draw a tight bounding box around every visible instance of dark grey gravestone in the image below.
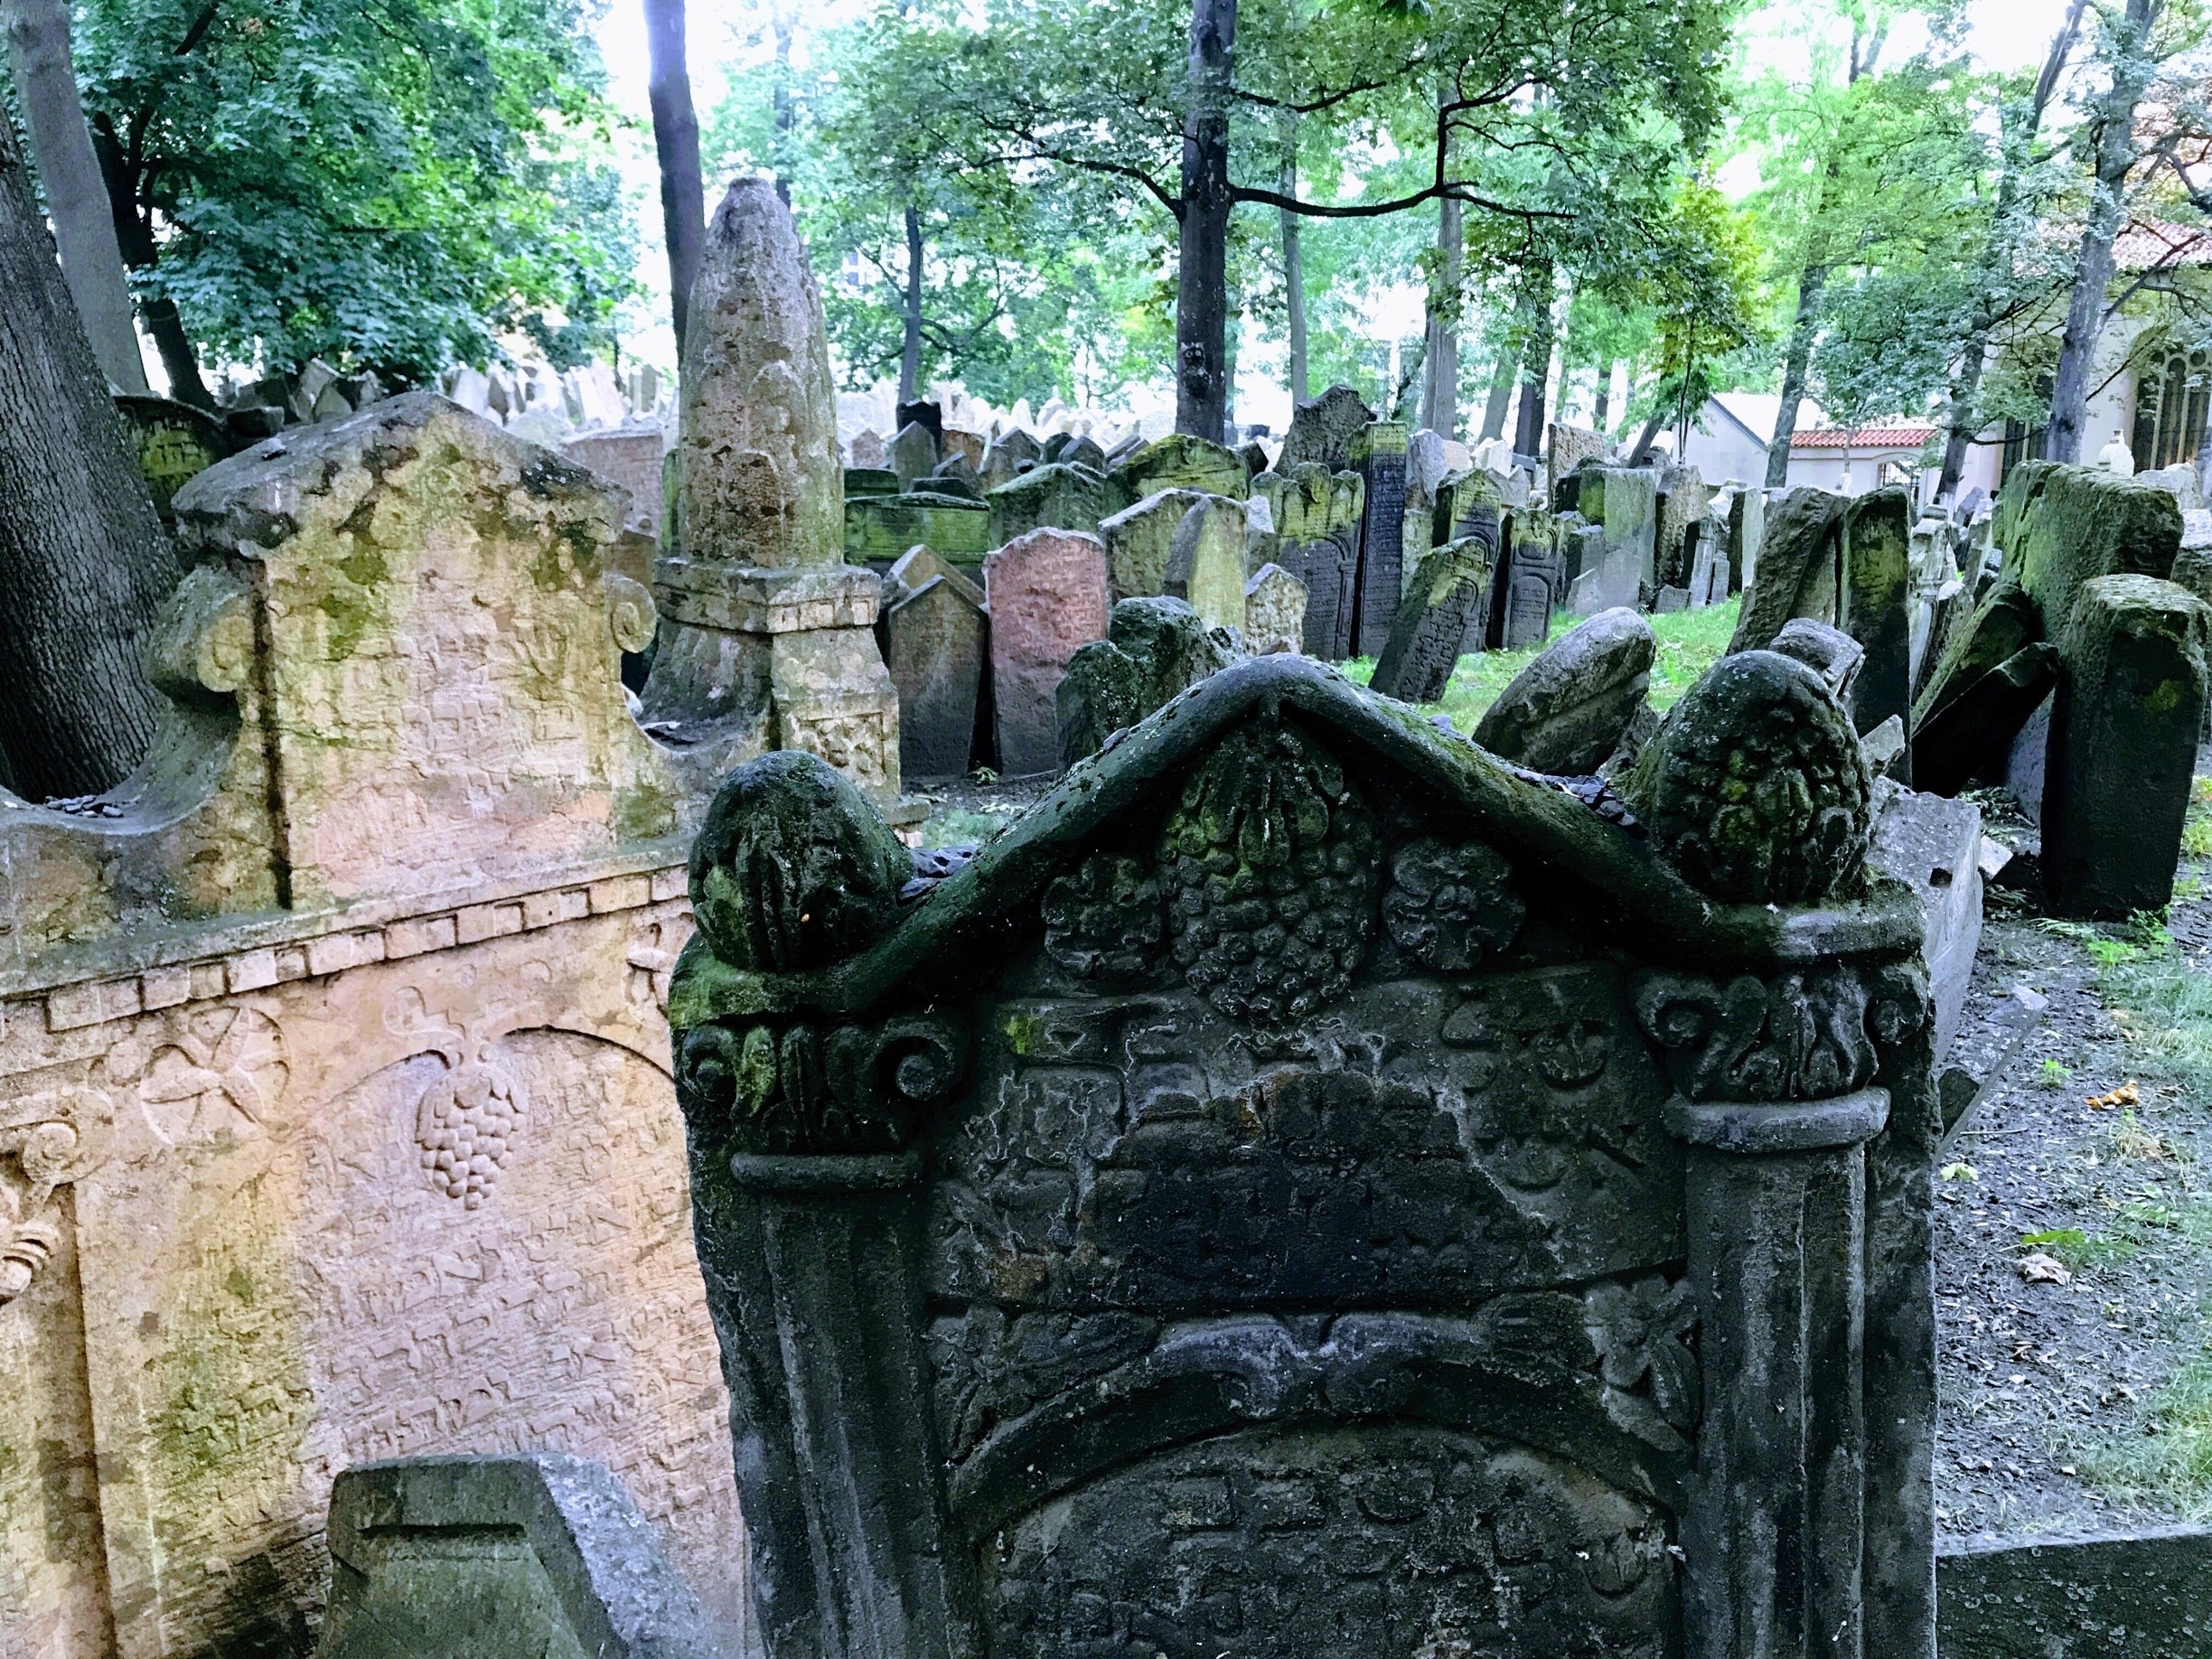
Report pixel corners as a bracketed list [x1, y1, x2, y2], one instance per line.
[1937, 1527, 2212, 1659]
[2044, 575, 2207, 919]
[891, 420, 940, 492]
[2005, 689, 2055, 818]
[1911, 644, 2057, 799]
[318, 1454, 722, 1659]
[1353, 421, 1409, 656]
[1472, 605, 1654, 776]
[1869, 787, 1984, 1064]
[669, 652, 1938, 1659]
[1770, 617, 1865, 703]
[1371, 534, 1490, 702]
[896, 398, 944, 445]
[987, 461, 1108, 546]
[1279, 524, 1361, 660]
[1688, 528, 1729, 609]
[887, 576, 988, 780]
[1499, 525, 1560, 650]
[1731, 487, 1846, 654]
[1562, 523, 1608, 613]
[1581, 467, 1656, 609]
[1841, 488, 1913, 736]
[1654, 586, 1690, 614]
[1278, 383, 1374, 471]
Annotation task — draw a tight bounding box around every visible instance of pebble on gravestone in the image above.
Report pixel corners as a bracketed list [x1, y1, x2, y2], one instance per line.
[1257, 464, 1365, 658]
[986, 528, 1110, 776]
[1055, 595, 1241, 764]
[891, 420, 940, 492]
[2045, 576, 2207, 919]
[988, 461, 1109, 547]
[886, 575, 989, 780]
[1101, 488, 1214, 602]
[1353, 422, 1410, 657]
[1910, 642, 2059, 798]
[1243, 563, 1308, 655]
[1163, 496, 1250, 634]
[1371, 535, 1492, 703]
[1277, 384, 1375, 471]
[676, 178, 844, 570]
[1471, 605, 1655, 775]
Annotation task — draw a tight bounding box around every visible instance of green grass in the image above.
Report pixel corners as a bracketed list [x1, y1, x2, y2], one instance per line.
[2084, 1350, 2212, 1518]
[1343, 597, 1741, 736]
[2020, 1226, 2139, 1272]
[915, 805, 1019, 848]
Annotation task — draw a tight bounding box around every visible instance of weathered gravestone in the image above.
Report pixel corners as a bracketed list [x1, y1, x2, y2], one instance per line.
[1278, 383, 1374, 471]
[667, 651, 1940, 1659]
[1354, 421, 1410, 655]
[2043, 575, 2208, 919]
[1936, 1525, 2212, 1659]
[563, 424, 668, 539]
[1243, 562, 1308, 655]
[985, 529, 1110, 776]
[1839, 489, 1913, 738]
[1688, 531, 1729, 610]
[1055, 596, 1242, 764]
[1472, 607, 1655, 776]
[1108, 433, 1247, 507]
[115, 393, 232, 521]
[988, 462, 1108, 546]
[1654, 465, 1711, 589]
[1162, 495, 1248, 634]
[886, 576, 989, 781]
[1371, 535, 1491, 703]
[1579, 467, 1657, 610]
[1101, 487, 1214, 603]
[1911, 644, 2059, 799]
[1729, 487, 1765, 594]
[851, 428, 888, 468]
[318, 1455, 724, 1659]
[981, 428, 1042, 490]
[1260, 463, 1365, 658]
[1495, 513, 1561, 650]
[1731, 488, 1844, 657]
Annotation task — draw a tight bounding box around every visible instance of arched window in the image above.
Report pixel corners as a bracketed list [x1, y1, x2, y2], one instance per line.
[2132, 350, 2212, 471]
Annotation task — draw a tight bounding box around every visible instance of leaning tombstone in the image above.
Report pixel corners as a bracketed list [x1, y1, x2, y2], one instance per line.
[2043, 575, 2208, 919]
[1055, 595, 1240, 764]
[1910, 644, 2059, 802]
[1370, 534, 1491, 703]
[1276, 382, 1373, 471]
[1731, 487, 1845, 653]
[1839, 488, 1912, 736]
[886, 576, 988, 781]
[319, 1454, 723, 1659]
[1242, 562, 1308, 655]
[1100, 487, 1213, 602]
[1471, 605, 1655, 775]
[1161, 495, 1249, 633]
[669, 649, 1940, 1659]
[985, 528, 1109, 776]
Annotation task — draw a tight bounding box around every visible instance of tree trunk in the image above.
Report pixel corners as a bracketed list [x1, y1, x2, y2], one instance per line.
[4, 0, 145, 393]
[0, 116, 178, 800]
[1278, 108, 1307, 407]
[1420, 196, 1463, 436]
[1479, 350, 1515, 441]
[644, 0, 707, 356]
[1594, 359, 1613, 432]
[2048, 0, 2160, 464]
[1766, 264, 1828, 487]
[1512, 263, 1555, 460]
[1174, 0, 1235, 440]
[900, 202, 923, 404]
[86, 125, 211, 407]
[772, 6, 795, 209]
[1937, 326, 1990, 500]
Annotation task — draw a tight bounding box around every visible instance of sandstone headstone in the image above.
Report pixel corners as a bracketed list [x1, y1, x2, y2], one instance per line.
[677, 178, 841, 568]
[890, 420, 939, 492]
[1407, 429, 1451, 509]
[1353, 422, 1410, 656]
[1370, 535, 1490, 703]
[1910, 643, 2059, 799]
[1472, 605, 1655, 775]
[2001, 460, 2183, 630]
[986, 529, 1110, 776]
[1840, 487, 1913, 736]
[1546, 422, 1608, 511]
[1495, 514, 1560, 650]
[1243, 563, 1308, 655]
[1163, 496, 1249, 633]
[319, 1455, 722, 1659]
[981, 428, 1042, 490]
[942, 426, 986, 469]
[1100, 487, 1214, 602]
[1278, 383, 1375, 471]
[886, 576, 988, 780]
[1732, 487, 1846, 653]
[2043, 575, 2207, 918]
[1108, 432, 1247, 505]
[1055, 595, 1239, 764]
[1259, 464, 1365, 658]
[563, 424, 667, 538]
[850, 428, 887, 468]
[669, 650, 1937, 1659]
[889, 543, 985, 608]
[988, 462, 1107, 546]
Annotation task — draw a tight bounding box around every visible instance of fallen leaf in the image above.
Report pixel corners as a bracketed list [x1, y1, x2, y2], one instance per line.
[2086, 1083, 2142, 1111]
[2019, 1251, 2073, 1285]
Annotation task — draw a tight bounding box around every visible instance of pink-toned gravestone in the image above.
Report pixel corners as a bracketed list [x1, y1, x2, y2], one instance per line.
[986, 528, 1109, 775]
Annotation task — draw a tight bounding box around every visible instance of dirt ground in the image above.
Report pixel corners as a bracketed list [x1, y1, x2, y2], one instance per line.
[1936, 771, 2212, 1543]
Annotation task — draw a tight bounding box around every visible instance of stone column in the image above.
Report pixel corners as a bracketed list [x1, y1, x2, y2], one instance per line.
[1672, 1088, 1889, 1659]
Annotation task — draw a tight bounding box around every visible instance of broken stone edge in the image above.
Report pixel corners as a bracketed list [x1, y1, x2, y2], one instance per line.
[671, 653, 1923, 1026]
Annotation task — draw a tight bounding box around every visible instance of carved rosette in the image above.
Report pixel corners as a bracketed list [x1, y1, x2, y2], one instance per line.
[1632, 962, 1929, 1104]
[1041, 856, 1163, 985]
[1382, 837, 1523, 972]
[1156, 724, 1380, 1024]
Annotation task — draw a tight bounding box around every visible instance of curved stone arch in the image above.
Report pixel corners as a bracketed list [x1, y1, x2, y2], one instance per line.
[947, 1313, 1689, 1545]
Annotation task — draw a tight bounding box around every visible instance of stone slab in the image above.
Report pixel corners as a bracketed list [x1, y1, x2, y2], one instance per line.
[1472, 606, 1654, 775]
[886, 577, 986, 781]
[1937, 1526, 2212, 1659]
[1869, 785, 1983, 1063]
[1371, 535, 1489, 704]
[986, 529, 1110, 777]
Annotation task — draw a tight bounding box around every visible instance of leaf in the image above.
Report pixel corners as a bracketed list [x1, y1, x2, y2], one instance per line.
[2018, 1251, 2073, 1285]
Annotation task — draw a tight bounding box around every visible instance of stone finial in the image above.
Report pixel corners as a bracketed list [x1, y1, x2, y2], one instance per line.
[678, 178, 842, 568]
[689, 750, 910, 971]
[1625, 650, 1873, 905]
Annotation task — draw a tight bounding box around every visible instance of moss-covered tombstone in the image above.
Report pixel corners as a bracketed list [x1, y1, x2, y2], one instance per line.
[670, 651, 1941, 1659]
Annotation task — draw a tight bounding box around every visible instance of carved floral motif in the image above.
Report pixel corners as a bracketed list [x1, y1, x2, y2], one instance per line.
[1632, 963, 1928, 1102]
[1041, 855, 1162, 984]
[1583, 1274, 1699, 1430]
[107, 1005, 287, 1145]
[1382, 837, 1523, 972]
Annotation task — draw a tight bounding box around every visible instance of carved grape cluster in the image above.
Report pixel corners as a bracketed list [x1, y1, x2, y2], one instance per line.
[1625, 650, 1871, 906]
[1382, 838, 1524, 972]
[417, 1059, 526, 1208]
[1157, 724, 1379, 1024]
[1042, 855, 1164, 983]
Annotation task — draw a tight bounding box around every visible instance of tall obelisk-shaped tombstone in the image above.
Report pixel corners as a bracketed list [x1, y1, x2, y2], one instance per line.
[642, 177, 901, 794]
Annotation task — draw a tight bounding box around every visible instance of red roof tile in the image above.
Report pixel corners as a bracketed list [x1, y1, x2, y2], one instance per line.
[1790, 424, 1940, 451]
